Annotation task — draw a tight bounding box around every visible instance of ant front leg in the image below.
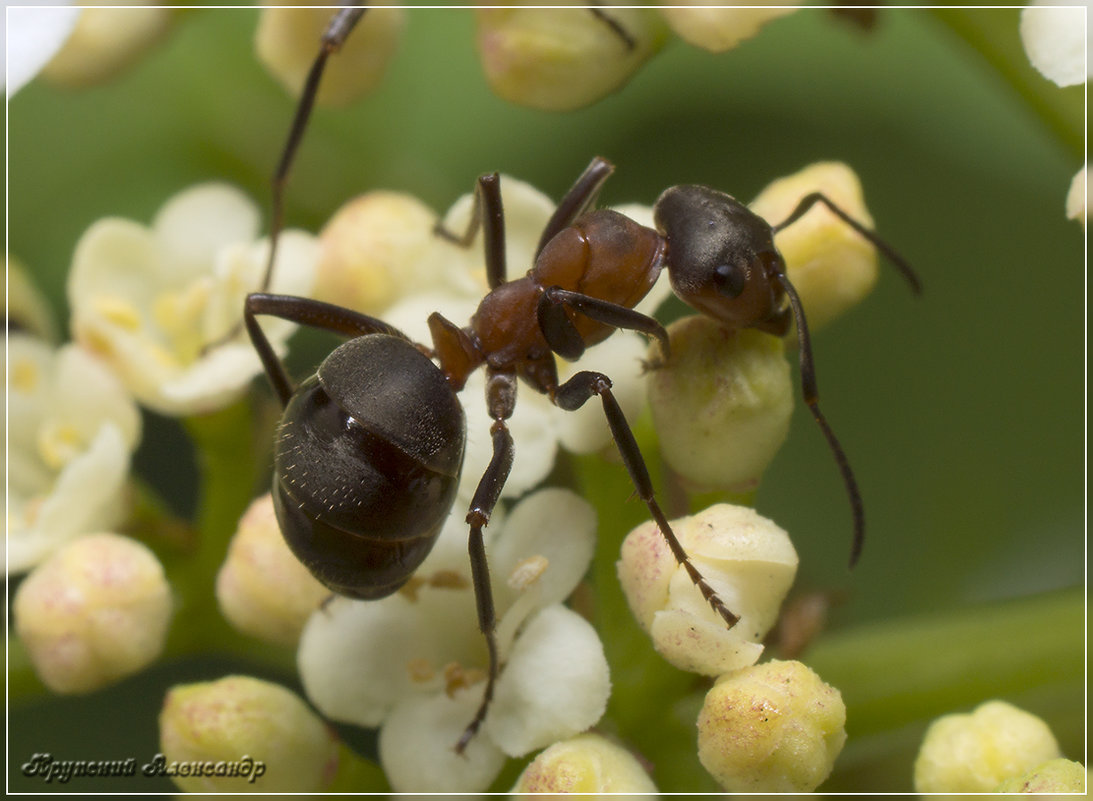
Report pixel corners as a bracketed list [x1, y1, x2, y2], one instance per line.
[536, 287, 670, 362]
[455, 369, 517, 753]
[553, 370, 741, 629]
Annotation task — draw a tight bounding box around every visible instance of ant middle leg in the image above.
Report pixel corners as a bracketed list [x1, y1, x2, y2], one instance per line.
[553, 370, 741, 629]
[455, 369, 518, 753]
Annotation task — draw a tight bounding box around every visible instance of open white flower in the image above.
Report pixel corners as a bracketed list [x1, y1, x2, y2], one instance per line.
[297, 488, 608, 792]
[68, 182, 317, 416]
[5, 335, 141, 573]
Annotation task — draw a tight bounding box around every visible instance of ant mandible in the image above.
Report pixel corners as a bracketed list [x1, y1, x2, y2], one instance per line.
[244, 7, 922, 754]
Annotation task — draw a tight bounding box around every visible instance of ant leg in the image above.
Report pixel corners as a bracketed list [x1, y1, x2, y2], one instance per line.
[772, 273, 865, 567]
[553, 370, 741, 629]
[433, 173, 507, 289]
[535, 156, 615, 258]
[244, 292, 411, 407]
[262, 7, 366, 292]
[771, 192, 922, 294]
[456, 370, 517, 753]
[537, 286, 669, 361]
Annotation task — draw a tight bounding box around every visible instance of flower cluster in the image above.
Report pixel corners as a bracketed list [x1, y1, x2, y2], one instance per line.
[8, 157, 909, 792]
[8, 181, 316, 698]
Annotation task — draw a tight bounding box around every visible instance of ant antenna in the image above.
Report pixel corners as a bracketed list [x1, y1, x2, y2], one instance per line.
[774, 271, 865, 568]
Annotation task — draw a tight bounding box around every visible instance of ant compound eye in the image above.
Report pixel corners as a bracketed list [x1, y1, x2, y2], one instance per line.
[714, 263, 747, 298]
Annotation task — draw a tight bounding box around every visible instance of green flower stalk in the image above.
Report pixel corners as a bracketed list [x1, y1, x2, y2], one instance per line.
[14, 533, 171, 693]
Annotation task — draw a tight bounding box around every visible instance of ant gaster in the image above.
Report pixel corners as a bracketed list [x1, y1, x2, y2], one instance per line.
[245, 8, 922, 755]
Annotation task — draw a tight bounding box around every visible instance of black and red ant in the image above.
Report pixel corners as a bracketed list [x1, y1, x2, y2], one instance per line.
[243, 7, 921, 753]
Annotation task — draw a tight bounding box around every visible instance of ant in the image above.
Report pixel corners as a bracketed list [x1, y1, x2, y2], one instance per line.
[243, 7, 922, 754]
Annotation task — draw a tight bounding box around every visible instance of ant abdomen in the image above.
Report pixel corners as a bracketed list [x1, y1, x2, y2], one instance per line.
[272, 335, 466, 599]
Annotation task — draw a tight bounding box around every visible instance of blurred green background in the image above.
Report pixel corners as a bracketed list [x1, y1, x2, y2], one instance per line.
[6, 5, 1084, 792]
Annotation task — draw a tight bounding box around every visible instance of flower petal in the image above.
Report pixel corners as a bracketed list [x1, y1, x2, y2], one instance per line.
[379, 690, 507, 792]
[152, 182, 261, 278]
[486, 605, 610, 757]
[9, 424, 130, 573]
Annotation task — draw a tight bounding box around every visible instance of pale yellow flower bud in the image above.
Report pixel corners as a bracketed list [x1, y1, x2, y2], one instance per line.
[994, 758, 1087, 793]
[749, 162, 879, 333]
[158, 675, 339, 792]
[7, 257, 59, 341]
[314, 191, 439, 314]
[617, 504, 797, 676]
[40, 3, 175, 88]
[255, 6, 405, 107]
[696, 659, 846, 792]
[475, 7, 667, 111]
[647, 316, 792, 492]
[512, 733, 657, 794]
[216, 494, 329, 647]
[913, 700, 1063, 793]
[14, 533, 171, 693]
[661, 1, 796, 52]
[1066, 166, 1086, 228]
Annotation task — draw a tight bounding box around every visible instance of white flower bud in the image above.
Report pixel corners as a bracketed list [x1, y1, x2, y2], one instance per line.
[617, 504, 797, 676]
[994, 758, 1087, 793]
[14, 533, 171, 693]
[512, 733, 657, 794]
[216, 494, 329, 647]
[255, 6, 405, 106]
[647, 316, 792, 492]
[749, 162, 879, 333]
[913, 699, 1063, 793]
[475, 7, 667, 111]
[1020, 4, 1087, 87]
[696, 659, 846, 792]
[660, 1, 796, 52]
[159, 675, 339, 792]
[41, 3, 175, 88]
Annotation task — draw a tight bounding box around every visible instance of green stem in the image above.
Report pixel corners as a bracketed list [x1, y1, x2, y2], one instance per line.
[929, 7, 1084, 160]
[806, 587, 1083, 737]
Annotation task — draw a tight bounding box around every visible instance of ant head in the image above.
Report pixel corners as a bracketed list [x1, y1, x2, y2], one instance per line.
[654, 185, 787, 331]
